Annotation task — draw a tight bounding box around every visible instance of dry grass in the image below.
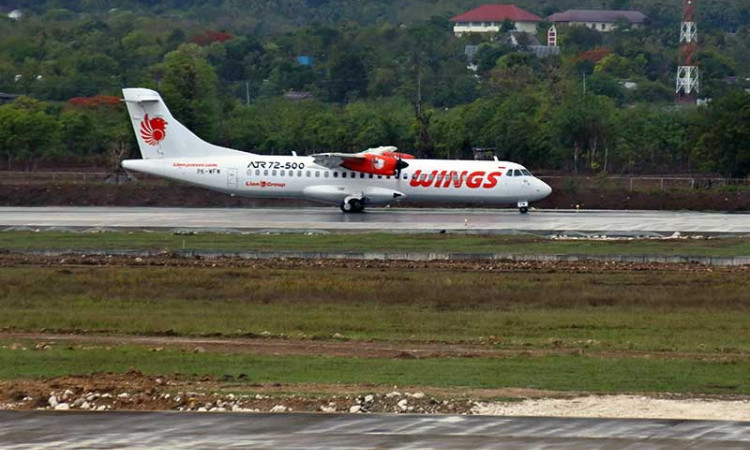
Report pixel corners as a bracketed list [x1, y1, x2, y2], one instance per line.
[1, 266, 749, 353]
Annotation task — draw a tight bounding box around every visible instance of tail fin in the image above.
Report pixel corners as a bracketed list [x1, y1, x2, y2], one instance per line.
[122, 88, 244, 159]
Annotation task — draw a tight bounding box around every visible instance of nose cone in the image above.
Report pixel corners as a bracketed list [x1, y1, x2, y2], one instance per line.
[537, 179, 552, 199]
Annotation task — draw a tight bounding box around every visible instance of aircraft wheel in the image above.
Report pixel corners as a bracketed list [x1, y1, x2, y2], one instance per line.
[341, 198, 365, 213]
[519, 206, 529, 214]
[350, 199, 365, 213]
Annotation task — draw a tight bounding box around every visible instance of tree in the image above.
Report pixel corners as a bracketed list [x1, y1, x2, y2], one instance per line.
[59, 110, 98, 156]
[545, 95, 616, 173]
[0, 97, 59, 170]
[157, 43, 220, 140]
[694, 91, 750, 178]
[328, 51, 368, 103]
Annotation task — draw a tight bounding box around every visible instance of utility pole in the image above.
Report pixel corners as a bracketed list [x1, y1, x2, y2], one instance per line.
[245, 81, 250, 107]
[676, 0, 699, 103]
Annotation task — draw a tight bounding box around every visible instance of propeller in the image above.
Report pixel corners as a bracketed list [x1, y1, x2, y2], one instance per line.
[394, 155, 409, 178]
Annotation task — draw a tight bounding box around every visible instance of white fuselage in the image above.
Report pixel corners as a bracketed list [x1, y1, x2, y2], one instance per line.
[122, 154, 552, 207]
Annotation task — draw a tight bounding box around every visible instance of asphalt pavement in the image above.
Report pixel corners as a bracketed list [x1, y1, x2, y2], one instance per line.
[1, 207, 748, 235]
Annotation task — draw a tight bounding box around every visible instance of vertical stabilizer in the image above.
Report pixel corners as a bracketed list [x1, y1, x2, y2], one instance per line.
[122, 88, 244, 159]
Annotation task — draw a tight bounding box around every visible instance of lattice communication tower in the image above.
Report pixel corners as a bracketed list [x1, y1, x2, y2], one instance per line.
[676, 0, 699, 102]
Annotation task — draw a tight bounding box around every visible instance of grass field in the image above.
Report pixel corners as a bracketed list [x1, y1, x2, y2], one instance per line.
[2, 266, 749, 353]
[1, 231, 750, 256]
[2, 231, 748, 396]
[1, 342, 748, 395]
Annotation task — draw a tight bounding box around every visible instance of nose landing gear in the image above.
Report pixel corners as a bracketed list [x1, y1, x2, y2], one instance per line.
[518, 201, 529, 214]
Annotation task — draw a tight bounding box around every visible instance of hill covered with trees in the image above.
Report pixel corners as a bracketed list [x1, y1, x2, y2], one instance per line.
[0, 0, 749, 177]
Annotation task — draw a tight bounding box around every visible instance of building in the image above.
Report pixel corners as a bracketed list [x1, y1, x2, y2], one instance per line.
[450, 4, 542, 36]
[547, 10, 647, 32]
[7, 9, 23, 20]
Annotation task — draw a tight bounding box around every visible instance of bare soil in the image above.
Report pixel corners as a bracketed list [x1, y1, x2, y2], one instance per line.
[3, 332, 747, 362]
[3, 251, 745, 274]
[0, 371, 483, 414]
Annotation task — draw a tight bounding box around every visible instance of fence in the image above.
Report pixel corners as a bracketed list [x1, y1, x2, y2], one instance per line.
[0, 171, 166, 185]
[540, 176, 750, 192]
[1, 171, 749, 191]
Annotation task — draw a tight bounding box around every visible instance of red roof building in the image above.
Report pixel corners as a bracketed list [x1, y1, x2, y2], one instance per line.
[450, 4, 542, 35]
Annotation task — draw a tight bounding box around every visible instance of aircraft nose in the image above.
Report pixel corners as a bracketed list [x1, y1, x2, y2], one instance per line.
[539, 179, 552, 198]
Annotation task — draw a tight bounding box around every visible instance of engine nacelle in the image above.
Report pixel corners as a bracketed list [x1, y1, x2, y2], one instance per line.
[341, 154, 409, 176]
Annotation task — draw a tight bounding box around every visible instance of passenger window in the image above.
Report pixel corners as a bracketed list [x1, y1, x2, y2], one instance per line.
[403, 174, 407, 180]
[272, 170, 277, 176]
[377, 175, 382, 179]
[306, 171, 311, 177]
[315, 171, 320, 178]
[360, 173, 365, 178]
[264, 170, 269, 176]
[333, 172, 338, 178]
[280, 170, 285, 176]
[369, 174, 374, 179]
[255, 169, 260, 176]
[324, 172, 328, 178]
[297, 170, 302, 177]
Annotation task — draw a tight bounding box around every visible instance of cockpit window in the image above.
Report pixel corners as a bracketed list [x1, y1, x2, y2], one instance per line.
[513, 169, 523, 177]
[521, 169, 531, 176]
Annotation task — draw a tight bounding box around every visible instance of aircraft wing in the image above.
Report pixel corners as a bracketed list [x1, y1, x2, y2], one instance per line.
[311, 147, 410, 175]
[310, 153, 366, 169]
[310, 147, 399, 168]
[360, 146, 398, 155]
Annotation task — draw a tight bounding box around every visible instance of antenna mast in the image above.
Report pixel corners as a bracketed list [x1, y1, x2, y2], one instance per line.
[676, 0, 699, 103]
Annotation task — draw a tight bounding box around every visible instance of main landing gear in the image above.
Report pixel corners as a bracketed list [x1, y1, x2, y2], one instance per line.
[518, 201, 529, 214]
[341, 197, 365, 213]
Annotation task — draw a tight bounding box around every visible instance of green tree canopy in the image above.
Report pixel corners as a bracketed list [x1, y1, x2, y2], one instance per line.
[157, 43, 220, 140]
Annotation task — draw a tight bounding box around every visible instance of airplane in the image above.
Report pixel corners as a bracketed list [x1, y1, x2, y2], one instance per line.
[121, 88, 552, 213]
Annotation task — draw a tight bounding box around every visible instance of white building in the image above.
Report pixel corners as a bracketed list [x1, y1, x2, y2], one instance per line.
[450, 4, 542, 36]
[7, 9, 23, 20]
[547, 10, 648, 32]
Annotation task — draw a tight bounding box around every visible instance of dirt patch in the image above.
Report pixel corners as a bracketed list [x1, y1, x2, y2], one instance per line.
[2, 372, 748, 418]
[2, 252, 745, 274]
[0, 372, 482, 414]
[2, 333, 747, 362]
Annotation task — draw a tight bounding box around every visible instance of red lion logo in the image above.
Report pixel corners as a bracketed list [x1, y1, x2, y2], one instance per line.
[140, 114, 167, 146]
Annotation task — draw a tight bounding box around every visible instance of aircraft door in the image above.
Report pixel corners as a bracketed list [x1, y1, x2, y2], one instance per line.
[227, 168, 239, 189]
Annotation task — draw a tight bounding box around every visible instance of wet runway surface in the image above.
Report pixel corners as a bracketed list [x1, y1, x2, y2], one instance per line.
[2, 411, 750, 449]
[1, 207, 748, 235]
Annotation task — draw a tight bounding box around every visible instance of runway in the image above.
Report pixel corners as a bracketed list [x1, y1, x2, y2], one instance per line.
[1, 206, 749, 235]
[1, 412, 749, 449]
